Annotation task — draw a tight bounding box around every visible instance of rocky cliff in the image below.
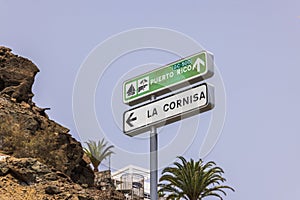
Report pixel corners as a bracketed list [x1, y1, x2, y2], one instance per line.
[0, 46, 94, 185]
[0, 154, 124, 200]
[0, 46, 124, 199]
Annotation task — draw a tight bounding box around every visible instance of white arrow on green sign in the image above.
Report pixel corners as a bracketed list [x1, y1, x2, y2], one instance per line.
[123, 51, 214, 105]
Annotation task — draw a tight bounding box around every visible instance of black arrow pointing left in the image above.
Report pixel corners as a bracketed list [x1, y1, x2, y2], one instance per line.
[126, 112, 137, 127]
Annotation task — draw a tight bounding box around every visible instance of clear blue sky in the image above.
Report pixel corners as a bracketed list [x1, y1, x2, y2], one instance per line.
[2, 1, 300, 199]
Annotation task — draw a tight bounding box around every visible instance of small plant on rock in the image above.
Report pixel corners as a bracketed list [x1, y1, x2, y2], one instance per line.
[83, 139, 114, 172]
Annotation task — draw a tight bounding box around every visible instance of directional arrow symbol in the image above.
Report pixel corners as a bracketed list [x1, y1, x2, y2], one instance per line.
[193, 57, 205, 73]
[126, 112, 137, 127]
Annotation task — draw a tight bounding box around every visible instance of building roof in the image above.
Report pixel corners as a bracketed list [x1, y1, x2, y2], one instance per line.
[112, 165, 150, 180]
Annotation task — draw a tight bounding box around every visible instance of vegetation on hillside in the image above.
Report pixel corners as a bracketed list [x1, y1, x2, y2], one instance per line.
[83, 139, 114, 172]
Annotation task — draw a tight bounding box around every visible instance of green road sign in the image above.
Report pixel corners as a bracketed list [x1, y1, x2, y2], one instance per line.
[123, 51, 214, 105]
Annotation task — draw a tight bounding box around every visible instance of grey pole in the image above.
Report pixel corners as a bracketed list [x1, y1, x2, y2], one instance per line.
[150, 95, 158, 200]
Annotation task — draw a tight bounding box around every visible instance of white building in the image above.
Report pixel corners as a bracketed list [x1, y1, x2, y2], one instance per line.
[112, 165, 150, 200]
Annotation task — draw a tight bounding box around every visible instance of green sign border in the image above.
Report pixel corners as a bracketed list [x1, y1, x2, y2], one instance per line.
[123, 51, 214, 105]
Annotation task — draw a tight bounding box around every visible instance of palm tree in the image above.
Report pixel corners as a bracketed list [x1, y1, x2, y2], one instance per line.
[158, 156, 234, 200]
[83, 139, 114, 172]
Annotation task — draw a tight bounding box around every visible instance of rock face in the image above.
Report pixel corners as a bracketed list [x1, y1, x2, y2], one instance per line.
[0, 46, 94, 186]
[0, 155, 124, 200]
[0, 47, 39, 103]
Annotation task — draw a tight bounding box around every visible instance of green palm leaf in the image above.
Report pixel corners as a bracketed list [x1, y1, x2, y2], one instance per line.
[83, 139, 114, 172]
[159, 156, 234, 200]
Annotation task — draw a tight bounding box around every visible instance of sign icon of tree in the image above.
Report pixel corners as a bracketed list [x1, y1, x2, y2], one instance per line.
[127, 84, 136, 96]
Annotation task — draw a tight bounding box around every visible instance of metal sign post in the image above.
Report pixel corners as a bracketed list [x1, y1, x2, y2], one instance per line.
[123, 83, 214, 199]
[122, 51, 216, 200]
[149, 95, 158, 200]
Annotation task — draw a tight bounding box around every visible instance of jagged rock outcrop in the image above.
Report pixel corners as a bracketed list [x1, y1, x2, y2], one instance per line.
[0, 155, 124, 200]
[0, 46, 94, 186]
[0, 47, 39, 103]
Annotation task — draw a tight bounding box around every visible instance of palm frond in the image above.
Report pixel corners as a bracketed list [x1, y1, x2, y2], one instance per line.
[83, 139, 114, 172]
[159, 156, 234, 200]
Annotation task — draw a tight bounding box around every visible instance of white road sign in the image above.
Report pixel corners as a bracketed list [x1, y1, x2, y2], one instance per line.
[123, 83, 214, 136]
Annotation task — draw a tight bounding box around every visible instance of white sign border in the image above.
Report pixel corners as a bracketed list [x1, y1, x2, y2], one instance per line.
[123, 83, 215, 136]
